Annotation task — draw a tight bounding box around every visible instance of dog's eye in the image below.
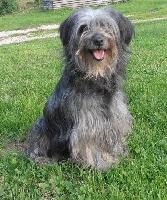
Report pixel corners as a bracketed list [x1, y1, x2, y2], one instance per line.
[78, 25, 88, 35]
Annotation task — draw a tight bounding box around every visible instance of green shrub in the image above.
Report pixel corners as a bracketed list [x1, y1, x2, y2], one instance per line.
[34, 0, 41, 6]
[0, 0, 19, 15]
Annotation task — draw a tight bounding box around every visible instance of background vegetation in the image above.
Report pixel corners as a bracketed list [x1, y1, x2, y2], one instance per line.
[0, 0, 167, 199]
[0, 0, 19, 15]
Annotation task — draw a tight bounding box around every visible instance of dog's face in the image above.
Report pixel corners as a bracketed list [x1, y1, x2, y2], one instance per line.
[59, 7, 134, 77]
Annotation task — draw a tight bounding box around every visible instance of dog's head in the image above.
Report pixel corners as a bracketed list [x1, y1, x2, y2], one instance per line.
[59, 7, 134, 77]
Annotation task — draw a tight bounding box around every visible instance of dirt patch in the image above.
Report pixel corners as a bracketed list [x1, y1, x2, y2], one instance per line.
[5, 140, 25, 154]
[4, 140, 53, 165]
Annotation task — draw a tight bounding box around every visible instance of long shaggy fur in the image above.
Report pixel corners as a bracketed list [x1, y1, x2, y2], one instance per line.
[25, 7, 134, 169]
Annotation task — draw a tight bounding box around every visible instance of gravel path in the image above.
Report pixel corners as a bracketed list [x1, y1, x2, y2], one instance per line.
[0, 17, 167, 46]
[0, 24, 59, 46]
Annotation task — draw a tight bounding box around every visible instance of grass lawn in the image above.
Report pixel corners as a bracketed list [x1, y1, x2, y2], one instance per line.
[0, 0, 167, 31]
[0, 0, 167, 199]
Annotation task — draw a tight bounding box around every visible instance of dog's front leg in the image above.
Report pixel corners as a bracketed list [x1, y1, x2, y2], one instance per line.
[69, 127, 119, 170]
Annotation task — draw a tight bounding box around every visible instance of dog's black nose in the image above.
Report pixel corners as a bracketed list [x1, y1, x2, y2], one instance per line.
[92, 33, 104, 46]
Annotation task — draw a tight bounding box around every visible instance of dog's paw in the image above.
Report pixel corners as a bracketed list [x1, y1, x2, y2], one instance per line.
[34, 156, 52, 165]
[29, 148, 40, 159]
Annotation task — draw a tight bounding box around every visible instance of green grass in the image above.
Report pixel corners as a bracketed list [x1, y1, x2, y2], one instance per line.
[0, 0, 167, 31]
[0, 1, 167, 199]
[0, 38, 62, 145]
[0, 8, 73, 31]
[113, 0, 167, 19]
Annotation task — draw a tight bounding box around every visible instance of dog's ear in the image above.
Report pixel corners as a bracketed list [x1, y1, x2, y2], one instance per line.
[103, 7, 134, 45]
[116, 12, 135, 45]
[59, 9, 83, 47]
[59, 16, 75, 47]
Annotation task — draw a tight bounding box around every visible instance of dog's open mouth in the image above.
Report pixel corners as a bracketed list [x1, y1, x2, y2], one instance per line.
[91, 49, 106, 61]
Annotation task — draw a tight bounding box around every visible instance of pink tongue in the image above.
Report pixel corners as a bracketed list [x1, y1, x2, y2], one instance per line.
[93, 49, 105, 60]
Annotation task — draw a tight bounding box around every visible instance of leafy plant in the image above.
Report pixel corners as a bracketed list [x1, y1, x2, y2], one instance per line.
[34, 0, 41, 7]
[0, 0, 19, 15]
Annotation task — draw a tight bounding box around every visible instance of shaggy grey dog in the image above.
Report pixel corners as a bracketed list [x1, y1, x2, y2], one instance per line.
[25, 7, 134, 169]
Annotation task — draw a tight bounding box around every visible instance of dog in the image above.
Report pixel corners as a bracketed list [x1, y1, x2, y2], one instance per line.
[25, 7, 134, 169]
